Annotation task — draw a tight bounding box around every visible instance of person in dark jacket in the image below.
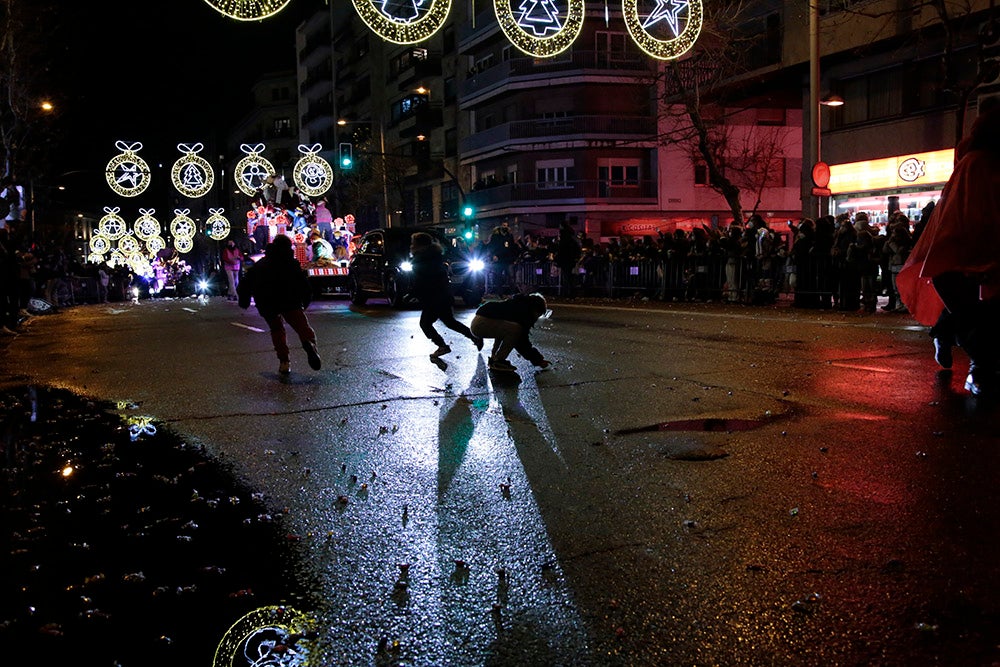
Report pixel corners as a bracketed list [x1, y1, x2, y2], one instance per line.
[237, 234, 321, 375]
[470, 292, 550, 373]
[409, 232, 483, 359]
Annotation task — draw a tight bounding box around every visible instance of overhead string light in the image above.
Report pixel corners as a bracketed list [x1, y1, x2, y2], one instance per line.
[236, 143, 275, 197]
[495, 0, 584, 57]
[623, 0, 703, 60]
[351, 0, 452, 44]
[201, 0, 291, 21]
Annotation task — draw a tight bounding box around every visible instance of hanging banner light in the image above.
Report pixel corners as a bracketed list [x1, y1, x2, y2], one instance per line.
[201, 0, 291, 21]
[105, 142, 151, 197]
[292, 144, 334, 198]
[623, 0, 703, 61]
[171, 143, 215, 198]
[351, 0, 452, 44]
[495, 0, 585, 58]
[235, 143, 275, 197]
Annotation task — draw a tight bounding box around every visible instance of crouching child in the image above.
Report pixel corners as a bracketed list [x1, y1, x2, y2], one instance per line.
[471, 292, 550, 373]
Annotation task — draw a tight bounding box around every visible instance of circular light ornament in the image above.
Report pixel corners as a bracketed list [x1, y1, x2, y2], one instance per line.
[213, 606, 317, 667]
[206, 208, 231, 241]
[117, 233, 140, 256]
[87, 252, 106, 264]
[105, 141, 151, 197]
[134, 208, 161, 240]
[127, 253, 151, 276]
[175, 236, 194, 254]
[351, 0, 452, 45]
[108, 249, 127, 268]
[495, 0, 584, 58]
[145, 235, 166, 256]
[201, 0, 292, 21]
[292, 144, 334, 197]
[89, 234, 112, 255]
[623, 0, 702, 60]
[235, 143, 275, 197]
[98, 207, 128, 241]
[171, 143, 215, 198]
[170, 209, 197, 240]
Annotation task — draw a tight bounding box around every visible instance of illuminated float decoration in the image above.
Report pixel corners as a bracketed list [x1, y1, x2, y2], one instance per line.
[292, 144, 334, 198]
[351, 0, 452, 45]
[200, 0, 291, 20]
[206, 208, 232, 241]
[235, 143, 275, 197]
[171, 143, 215, 198]
[105, 142, 151, 197]
[495, 0, 585, 58]
[623, 0, 702, 61]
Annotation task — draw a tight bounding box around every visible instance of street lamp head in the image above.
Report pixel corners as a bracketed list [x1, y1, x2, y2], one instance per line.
[40, 101, 54, 112]
[820, 93, 845, 107]
[337, 119, 347, 126]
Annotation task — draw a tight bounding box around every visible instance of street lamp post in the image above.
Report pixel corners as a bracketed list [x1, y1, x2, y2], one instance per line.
[337, 118, 390, 228]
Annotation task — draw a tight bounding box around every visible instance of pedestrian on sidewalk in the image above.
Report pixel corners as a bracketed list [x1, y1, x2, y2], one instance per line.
[470, 292, 551, 373]
[237, 234, 321, 375]
[409, 231, 483, 359]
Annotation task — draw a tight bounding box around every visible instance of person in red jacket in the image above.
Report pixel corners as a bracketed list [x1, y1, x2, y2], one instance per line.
[470, 292, 551, 373]
[237, 234, 321, 375]
[221, 239, 243, 301]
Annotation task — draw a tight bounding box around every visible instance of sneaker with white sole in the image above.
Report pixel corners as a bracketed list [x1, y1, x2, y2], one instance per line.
[430, 344, 451, 358]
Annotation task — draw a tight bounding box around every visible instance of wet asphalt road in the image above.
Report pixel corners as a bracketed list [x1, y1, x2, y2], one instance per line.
[1, 295, 997, 666]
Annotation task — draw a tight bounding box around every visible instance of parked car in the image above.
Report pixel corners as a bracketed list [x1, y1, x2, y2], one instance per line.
[348, 228, 486, 308]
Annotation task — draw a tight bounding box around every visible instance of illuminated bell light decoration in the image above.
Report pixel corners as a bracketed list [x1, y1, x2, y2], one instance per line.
[623, 0, 702, 61]
[171, 143, 215, 198]
[213, 606, 317, 667]
[170, 209, 197, 240]
[98, 207, 128, 241]
[351, 0, 452, 45]
[236, 143, 275, 196]
[89, 234, 112, 255]
[133, 208, 161, 240]
[292, 144, 334, 197]
[495, 0, 584, 58]
[175, 236, 194, 254]
[206, 208, 231, 241]
[105, 141, 151, 197]
[201, 0, 291, 21]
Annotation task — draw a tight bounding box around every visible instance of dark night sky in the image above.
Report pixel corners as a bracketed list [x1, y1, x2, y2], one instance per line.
[50, 0, 321, 178]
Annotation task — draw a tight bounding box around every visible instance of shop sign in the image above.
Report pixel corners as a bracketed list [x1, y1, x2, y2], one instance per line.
[828, 149, 954, 194]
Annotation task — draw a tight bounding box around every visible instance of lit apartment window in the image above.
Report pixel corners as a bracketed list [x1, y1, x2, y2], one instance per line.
[507, 165, 518, 184]
[273, 118, 292, 137]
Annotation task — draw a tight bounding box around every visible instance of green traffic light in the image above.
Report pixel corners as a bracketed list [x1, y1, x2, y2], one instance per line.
[461, 205, 474, 218]
[463, 228, 473, 240]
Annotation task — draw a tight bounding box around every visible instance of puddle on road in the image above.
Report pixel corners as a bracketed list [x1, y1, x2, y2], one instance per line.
[0, 386, 317, 666]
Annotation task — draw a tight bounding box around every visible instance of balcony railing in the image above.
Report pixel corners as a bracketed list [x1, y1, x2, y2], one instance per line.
[459, 50, 654, 100]
[461, 115, 656, 153]
[466, 179, 658, 207]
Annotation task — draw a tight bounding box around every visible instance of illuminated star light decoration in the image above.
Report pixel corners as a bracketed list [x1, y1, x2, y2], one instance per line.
[213, 606, 317, 667]
[351, 0, 452, 44]
[292, 144, 334, 198]
[105, 142, 151, 197]
[206, 209, 232, 241]
[623, 0, 702, 60]
[171, 143, 215, 198]
[496, 0, 584, 57]
[235, 143, 275, 197]
[134, 208, 161, 240]
[201, 0, 291, 21]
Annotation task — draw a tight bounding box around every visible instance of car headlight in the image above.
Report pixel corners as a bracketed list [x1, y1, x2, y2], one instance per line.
[468, 258, 485, 272]
[400, 260, 413, 272]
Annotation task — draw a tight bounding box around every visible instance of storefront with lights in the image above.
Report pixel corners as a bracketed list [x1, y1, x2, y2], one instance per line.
[827, 148, 955, 227]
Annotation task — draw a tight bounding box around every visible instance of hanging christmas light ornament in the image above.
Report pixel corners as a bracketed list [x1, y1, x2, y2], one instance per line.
[213, 606, 317, 667]
[87, 252, 106, 264]
[98, 207, 128, 240]
[89, 234, 112, 255]
[145, 235, 166, 256]
[351, 0, 451, 44]
[134, 208, 161, 240]
[292, 144, 334, 197]
[174, 236, 194, 253]
[170, 209, 197, 240]
[105, 141, 151, 197]
[171, 143, 215, 198]
[235, 143, 275, 196]
[117, 233, 141, 256]
[206, 209, 231, 241]
[623, 0, 702, 60]
[201, 0, 291, 20]
[495, 0, 584, 57]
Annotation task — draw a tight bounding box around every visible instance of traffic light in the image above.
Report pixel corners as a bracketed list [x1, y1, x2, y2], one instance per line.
[339, 143, 353, 170]
[460, 204, 475, 220]
[459, 204, 475, 240]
